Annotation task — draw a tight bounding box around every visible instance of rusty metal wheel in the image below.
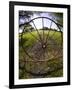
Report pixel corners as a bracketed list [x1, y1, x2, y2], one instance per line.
[19, 17, 63, 77]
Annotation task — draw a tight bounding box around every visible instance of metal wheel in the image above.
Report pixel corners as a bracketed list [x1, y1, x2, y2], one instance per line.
[19, 17, 63, 77]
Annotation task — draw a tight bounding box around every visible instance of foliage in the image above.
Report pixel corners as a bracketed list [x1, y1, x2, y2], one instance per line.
[49, 13, 63, 26]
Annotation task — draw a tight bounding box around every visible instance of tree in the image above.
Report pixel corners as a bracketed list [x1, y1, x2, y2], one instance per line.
[19, 11, 33, 23]
[49, 12, 63, 26]
[23, 23, 34, 32]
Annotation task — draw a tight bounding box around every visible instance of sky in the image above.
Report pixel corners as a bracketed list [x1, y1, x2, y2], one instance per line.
[30, 13, 57, 29]
[19, 11, 60, 33]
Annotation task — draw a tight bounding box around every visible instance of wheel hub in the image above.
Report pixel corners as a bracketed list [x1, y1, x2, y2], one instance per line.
[42, 44, 46, 49]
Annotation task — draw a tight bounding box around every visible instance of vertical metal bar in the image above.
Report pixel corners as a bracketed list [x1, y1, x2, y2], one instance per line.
[32, 20, 43, 44]
[42, 18, 44, 43]
[45, 20, 53, 44]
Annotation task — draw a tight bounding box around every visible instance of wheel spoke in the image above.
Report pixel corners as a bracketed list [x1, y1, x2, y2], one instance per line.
[45, 20, 53, 44]
[32, 20, 43, 45]
[27, 30, 41, 43]
[42, 18, 44, 43]
[46, 35, 62, 47]
[42, 48, 45, 61]
[47, 43, 62, 58]
[46, 30, 56, 45]
[21, 29, 34, 60]
[49, 25, 59, 39]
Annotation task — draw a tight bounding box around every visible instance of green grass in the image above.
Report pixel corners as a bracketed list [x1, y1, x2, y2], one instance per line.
[20, 30, 62, 48]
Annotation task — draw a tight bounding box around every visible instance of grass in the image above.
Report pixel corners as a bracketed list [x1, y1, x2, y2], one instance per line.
[20, 30, 62, 48]
[19, 29, 63, 79]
